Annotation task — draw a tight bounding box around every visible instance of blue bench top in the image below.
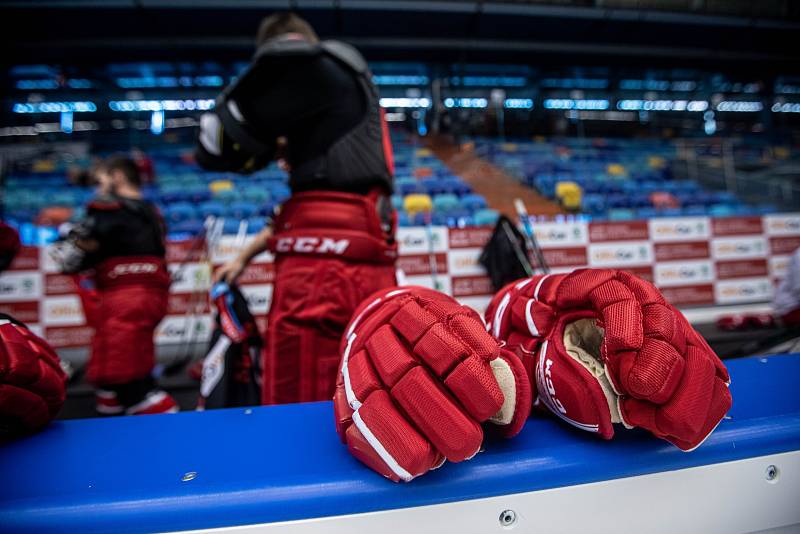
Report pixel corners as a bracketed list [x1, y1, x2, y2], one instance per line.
[2, 353, 800, 533]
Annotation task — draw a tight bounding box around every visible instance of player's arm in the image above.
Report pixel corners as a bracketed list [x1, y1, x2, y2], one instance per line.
[213, 225, 273, 284]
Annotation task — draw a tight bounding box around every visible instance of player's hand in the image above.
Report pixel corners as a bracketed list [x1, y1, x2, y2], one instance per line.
[213, 258, 246, 285]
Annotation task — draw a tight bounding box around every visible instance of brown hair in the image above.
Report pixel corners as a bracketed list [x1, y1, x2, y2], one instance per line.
[256, 12, 319, 47]
[105, 155, 141, 187]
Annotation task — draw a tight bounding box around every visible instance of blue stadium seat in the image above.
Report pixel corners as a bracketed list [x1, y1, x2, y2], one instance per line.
[227, 201, 258, 220]
[198, 201, 226, 219]
[460, 194, 488, 211]
[473, 209, 500, 226]
[432, 194, 461, 213]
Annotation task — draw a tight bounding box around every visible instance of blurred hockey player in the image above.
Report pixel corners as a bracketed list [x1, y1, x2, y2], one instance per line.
[50, 156, 177, 415]
[199, 13, 397, 404]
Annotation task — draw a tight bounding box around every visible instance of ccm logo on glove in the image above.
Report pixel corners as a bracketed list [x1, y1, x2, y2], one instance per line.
[275, 237, 350, 255]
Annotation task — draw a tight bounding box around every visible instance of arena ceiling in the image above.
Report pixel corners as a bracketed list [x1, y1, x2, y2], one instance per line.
[1, 0, 799, 72]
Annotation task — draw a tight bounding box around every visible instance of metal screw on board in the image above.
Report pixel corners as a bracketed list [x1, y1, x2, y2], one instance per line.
[765, 465, 778, 482]
[182, 472, 198, 482]
[499, 509, 517, 528]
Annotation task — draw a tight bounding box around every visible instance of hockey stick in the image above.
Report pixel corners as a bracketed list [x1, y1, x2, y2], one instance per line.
[422, 209, 443, 291]
[500, 218, 534, 277]
[513, 198, 550, 274]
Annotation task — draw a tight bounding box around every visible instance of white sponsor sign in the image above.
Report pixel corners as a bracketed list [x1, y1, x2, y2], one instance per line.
[588, 241, 653, 267]
[27, 324, 44, 338]
[168, 262, 212, 293]
[238, 284, 274, 315]
[447, 248, 486, 277]
[649, 217, 711, 243]
[40, 246, 62, 273]
[0, 271, 42, 302]
[532, 221, 589, 248]
[41, 295, 85, 327]
[769, 255, 790, 279]
[402, 274, 452, 295]
[714, 277, 774, 305]
[711, 236, 768, 261]
[764, 213, 800, 236]
[654, 260, 715, 287]
[397, 227, 448, 255]
[211, 235, 257, 265]
[155, 314, 213, 344]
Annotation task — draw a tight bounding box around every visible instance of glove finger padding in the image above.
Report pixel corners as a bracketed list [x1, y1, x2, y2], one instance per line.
[486, 269, 731, 451]
[334, 286, 531, 482]
[0, 317, 67, 438]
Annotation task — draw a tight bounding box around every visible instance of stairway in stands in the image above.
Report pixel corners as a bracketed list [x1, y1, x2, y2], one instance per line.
[426, 136, 564, 219]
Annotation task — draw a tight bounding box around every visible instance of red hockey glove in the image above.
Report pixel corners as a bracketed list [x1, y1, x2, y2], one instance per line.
[486, 269, 731, 451]
[334, 287, 531, 482]
[0, 316, 67, 438]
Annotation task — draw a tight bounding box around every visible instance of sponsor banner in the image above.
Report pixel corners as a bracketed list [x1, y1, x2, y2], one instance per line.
[715, 259, 769, 280]
[403, 274, 452, 295]
[588, 241, 653, 268]
[532, 221, 589, 248]
[168, 262, 212, 294]
[659, 285, 715, 306]
[165, 239, 205, 263]
[238, 284, 274, 315]
[769, 255, 790, 280]
[0, 301, 39, 323]
[39, 245, 61, 273]
[649, 217, 711, 243]
[711, 236, 768, 261]
[211, 235, 268, 265]
[715, 277, 774, 305]
[155, 314, 213, 345]
[0, 271, 42, 303]
[711, 216, 763, 237]
[44, 273, 79, 295]
[588, 221, 649, 243]
[769, 236, 800, 256]
[448, 227, 493, 249]
[458, 295, 493, 316]
[653, 241, 710, 262]
[654, 261, 715, 287]
[237, 263, 275, 285]
[45, 325, 95, 349]
[542, 247, 588, 268]
[451, 275, 494, 298]
[396, 254, 448, 276]
[41, 295, 85, 327]
[8, 246, 39, 271]
[397, 227, 448, 255]
[764, 213, 800, 236]
[167, 293, 211, 316]
[27, 324, 44, 338]
[448, 248, 487, 277]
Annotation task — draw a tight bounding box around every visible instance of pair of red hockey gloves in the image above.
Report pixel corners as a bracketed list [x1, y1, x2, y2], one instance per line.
[0, 316, 67, 440]
[334, 269, 732, 482]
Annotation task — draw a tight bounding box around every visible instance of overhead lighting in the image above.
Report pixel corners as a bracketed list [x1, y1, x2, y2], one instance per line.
[715, 101, 763, 112]
[450, 76, 527, 87]
[540, 78, 608, 89]
[543, 99, 609, 110]
[504, 98, 534, 109]
[443, 98, 488, 108]
[115, 76, 223, 88]
[379, 97, 431, 108]
[13, 101, 97, 113]
[108, 99, 215, 112]
[771, 102, 800, 113]
[616, 99, 708, 112]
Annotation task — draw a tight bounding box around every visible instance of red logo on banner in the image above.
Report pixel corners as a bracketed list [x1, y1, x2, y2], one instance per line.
[654, 242, 710, 262]
[716, 259, 769, 280]
[660, 285, 715, 306]
[589, 221, 649, 242]
[712, 216, 763, 236]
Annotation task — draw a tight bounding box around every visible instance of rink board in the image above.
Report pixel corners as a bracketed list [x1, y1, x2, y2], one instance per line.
[1, 354, 800, 533]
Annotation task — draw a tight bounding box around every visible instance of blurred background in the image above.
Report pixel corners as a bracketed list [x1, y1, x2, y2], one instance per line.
[1, 0, 798, 415]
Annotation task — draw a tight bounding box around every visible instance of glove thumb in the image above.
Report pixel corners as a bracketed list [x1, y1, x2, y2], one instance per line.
[534, 317, 622, 440]
[485, 348, 532, 438]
